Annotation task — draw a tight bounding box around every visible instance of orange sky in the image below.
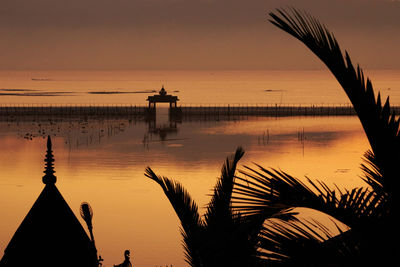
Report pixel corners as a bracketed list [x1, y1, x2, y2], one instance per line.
[1, 0, 399, 70]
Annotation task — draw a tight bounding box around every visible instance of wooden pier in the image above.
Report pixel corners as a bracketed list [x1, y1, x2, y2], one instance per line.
[1, 104, 400, 118]
[180, 105, 358, 117]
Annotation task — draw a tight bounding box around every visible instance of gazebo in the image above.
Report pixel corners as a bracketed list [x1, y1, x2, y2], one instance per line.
[146, 86, 179, 109]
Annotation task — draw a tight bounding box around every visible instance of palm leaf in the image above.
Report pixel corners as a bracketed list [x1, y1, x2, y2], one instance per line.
[244, 8, 400, 264]
[201, 147, 265, 266]
[259, 218, 332, 261]
[145, 167, 204, 266]
[204, 147, 244, 227]
[232, 164, 387, 265]
[146, 148, 265, 267]
[269, 8, 400, 200]
[234, 165, 383, 229]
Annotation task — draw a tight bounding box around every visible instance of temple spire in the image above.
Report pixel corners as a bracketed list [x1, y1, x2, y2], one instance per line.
[42, 136, 57, 185]
[159, 85, 167, 96]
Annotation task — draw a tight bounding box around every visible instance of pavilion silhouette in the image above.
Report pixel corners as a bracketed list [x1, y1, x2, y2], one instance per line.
[144, 86, 182, 142]
[0, 136, 98, 267]
[146, 85, 179, 110]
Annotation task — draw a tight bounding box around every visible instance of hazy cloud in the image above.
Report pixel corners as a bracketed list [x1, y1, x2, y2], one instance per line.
[1, 0, 399, 70]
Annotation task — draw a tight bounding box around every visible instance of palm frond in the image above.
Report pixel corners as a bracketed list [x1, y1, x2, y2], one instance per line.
[263, 218, 368, 266]
[258, 218, 339, 262]
[145, 167, 203, 266]
[234, 165, 384, 228]
[201, 147, 266, 266]
[360, 150, 385, 195]
[269, 8, 400, 198]
[258, 9, 399, 264]
[204, 147, 244, 226]
[146, 149, 266, 267]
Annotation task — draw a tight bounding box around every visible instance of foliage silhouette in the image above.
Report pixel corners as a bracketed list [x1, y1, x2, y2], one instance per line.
[145, 8, 398, 267]
[233, 8, 398, 266]
[145, 147, 265, 267]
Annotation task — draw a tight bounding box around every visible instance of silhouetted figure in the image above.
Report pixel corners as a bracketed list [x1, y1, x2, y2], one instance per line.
[98, 255, 104, 266]
[114, 250, 132, 267]
[0, 136, 97, 267]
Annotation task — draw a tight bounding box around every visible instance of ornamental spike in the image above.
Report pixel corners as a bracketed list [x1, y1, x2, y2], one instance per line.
[42, 136, 57, 185]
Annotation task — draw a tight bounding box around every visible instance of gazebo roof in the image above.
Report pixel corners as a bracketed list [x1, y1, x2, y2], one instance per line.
[0, 137, 97, 267]
[147, 86, 179, 103]
[147, 94, 179, 102]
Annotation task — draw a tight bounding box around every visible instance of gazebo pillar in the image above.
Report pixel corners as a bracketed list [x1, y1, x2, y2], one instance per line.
[149, 102, 156, 109]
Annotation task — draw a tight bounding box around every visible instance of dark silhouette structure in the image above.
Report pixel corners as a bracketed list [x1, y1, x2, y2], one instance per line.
[146, 86, 179, 109]
[0, 136, 98, 267]
[114, 250, 132, 267]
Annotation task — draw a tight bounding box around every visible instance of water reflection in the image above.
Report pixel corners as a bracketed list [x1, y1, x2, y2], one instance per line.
[0, 115, 369, 266]
[144, 109, 181, 145]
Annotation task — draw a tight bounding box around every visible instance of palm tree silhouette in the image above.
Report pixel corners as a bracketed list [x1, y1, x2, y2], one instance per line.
[233, 8, 399, 266]
[146, 8, 398, 266]
[145, 147, 264, 267]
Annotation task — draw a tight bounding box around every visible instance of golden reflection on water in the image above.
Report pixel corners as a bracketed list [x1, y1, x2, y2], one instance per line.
[0, 116, 370, 266]
[1, 70, 400, 105]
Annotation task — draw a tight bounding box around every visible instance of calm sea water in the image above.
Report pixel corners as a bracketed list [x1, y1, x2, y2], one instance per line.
[0, 70, 393, 266]
[1, 70, 399, 105]
[0, 115, 370, 266]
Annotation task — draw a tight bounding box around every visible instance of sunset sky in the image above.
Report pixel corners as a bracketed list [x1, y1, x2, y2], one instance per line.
[1, 0, 399, 70]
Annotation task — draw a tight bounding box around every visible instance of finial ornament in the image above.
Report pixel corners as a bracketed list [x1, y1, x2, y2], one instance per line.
[159, 85, 167, 96]
[42, 136, 57, 184]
